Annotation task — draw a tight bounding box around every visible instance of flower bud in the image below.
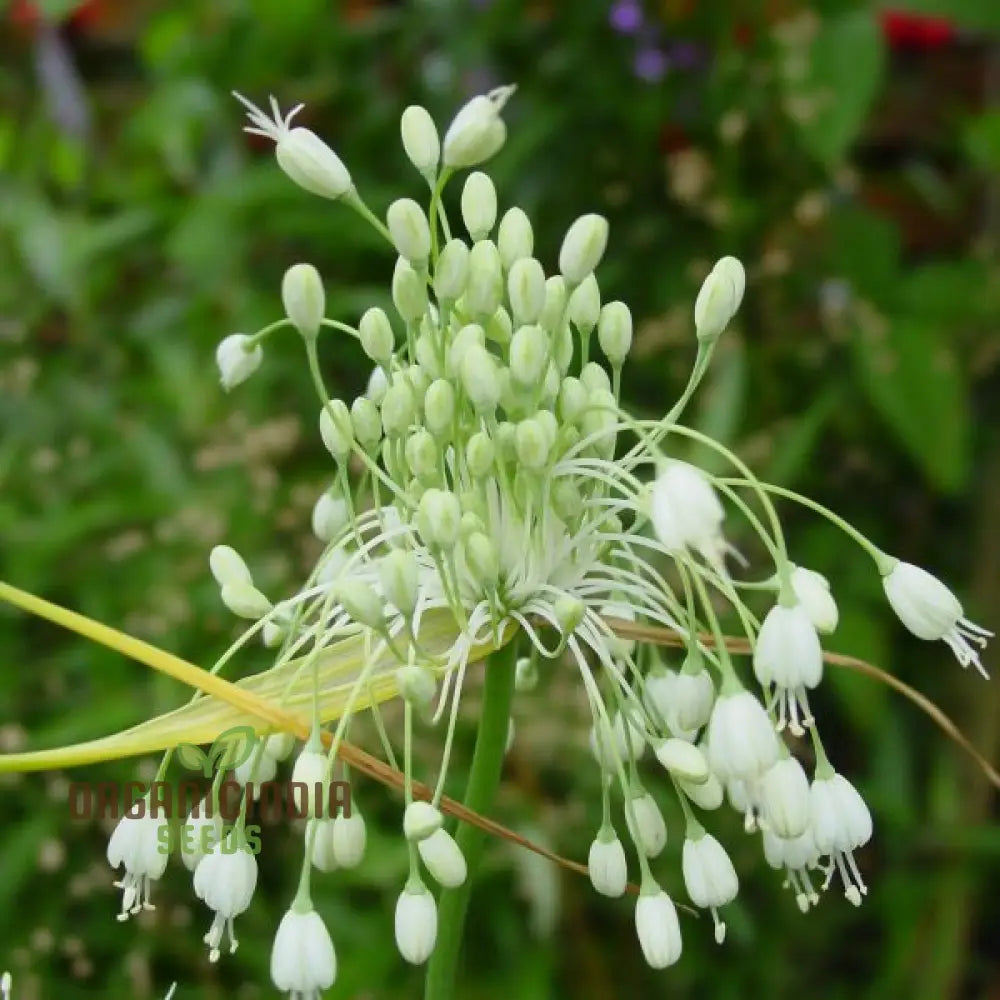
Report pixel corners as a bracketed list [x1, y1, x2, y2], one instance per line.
[392, 257, 428, 322]
[588, 830, 628, 898]
[465, 240, 503, 316]
[275, 127, 352, 200]
[635, 889, 682, 969]
[359, 307, 394, 366]
[210, 545, 252, 588]
[552, 478, 583, 521]
[447, 323, 486, 377]
[290, 747, 329, 818]
[281, 263, 325, 341]
[334, 579, 385, 630]
[350, 396, 382, 450]
[381, 382, 416, 438]
[216, 334, 263, 390]
[332, 810, 366, 867]
[221, 581, 272, 619]
[515, 418, 550, 470]
[568, 274, 601, 333]
[404, 801, 442, 842]
[465, 431, 495, 478]
[627, 791, 667, 858]
[538, 275, 567, 330]
[367, 365, 389, 404]
[507, 257, 546, 325]
[418, 828, 467, 888]
[654, 738, 710, 784]
[406, 429, 439, 482]
[694, 256, 745, 342]
[401, 105, 440, 176]
[442, 84, 515, 168]
[558, 376, 587, 425]
[387, 198, 432, 266]
[422, 378, 455, 437]
[508, 324, 548, 386]
[559, 213, 609, 285]
[434, 238, 470, 302]
[319, 399, 354, 460]
[395, 883, 438, 965]
[597, 300, 632, 367]
[461, 171, 497, 241]
[311, 491, 349, 543]
[460, 345, 501, 412]
[392, 668, 436, 719]
[497, 206, 533, 268]
[515, 655, 538, 692]
[378, 549, 419, 619]
[464, 531, 499, 586]
[554, 595, 585, 635]
[580, 361, 611, 394]
[485, 305, 512, 346]
[266, 732, 296, 761]
[791, 566, 839, 634]
[417, 488, 462, 549]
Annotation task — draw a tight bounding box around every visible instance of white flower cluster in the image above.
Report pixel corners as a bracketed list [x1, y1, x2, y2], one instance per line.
[102, 85, 991, 993]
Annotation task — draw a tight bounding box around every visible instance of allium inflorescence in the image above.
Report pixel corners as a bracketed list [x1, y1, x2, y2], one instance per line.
[102, 85, 991, 994]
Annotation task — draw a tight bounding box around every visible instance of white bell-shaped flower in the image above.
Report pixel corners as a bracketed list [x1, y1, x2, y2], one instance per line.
[759, 756, 811, 839]
[180, 797, 224, 872]
[810, 771, 873, 906]
[883, 561, 991, 676]
[106, 798, 170, 921]
[270, 905, 337, 996]
[762, 828, 820, 912]
[649, 460, 727, 565]
[682, 831, 739, 943]
[193, 830, 258, 961]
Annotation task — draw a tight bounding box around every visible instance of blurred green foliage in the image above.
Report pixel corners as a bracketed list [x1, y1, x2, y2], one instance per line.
[1, 0, 998, 997]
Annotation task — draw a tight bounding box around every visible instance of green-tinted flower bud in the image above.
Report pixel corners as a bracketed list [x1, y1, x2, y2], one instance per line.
[460, 345, 500, 412]
[557, 422, 581, 456]
[221, 581, 272, 619]
[515, 417, 550, 470]
[464, 531, 499, 586]
[541, 359, 560, 403]
[554, 595, 585, 634]
[694, 255, 745, 342]
[509, 325, 548, 386]
[568, 273, 601, 333]
[381, 382, 416, 437]
[367, 365, 389, 404]
[551, 324, 573, 375]
[387, 198, 432, 266]
[485, 305, 512, 346]
[442, 84, 515, 168]
[466, 240, 503, 316]
[434, 239, 470, 302]
[401, 105, 440, 176]
[459, 510, 487, 537]
[414, 333, 441, 379]
[581, 388, 617, 459]
[461, 172, 497, 241]
[598, 301, 632, 367]
[495, 420, 517, 460]
[466, 431, 495, 478]
[407, 477, 426, 503]
[359, 306, 394, 366]
[507, 258, 546, 325]
[335, 579, 385, 630]
[406, 429, 439, 482]
[552, 478, 583, 521]
[558, 377, 587, 424]
[379, 549, 420, 618]
[459, 489, 488, 524]
[395, 665, 437, 710]
[559, 213, 609, 286]
[282, 263, 324, 341]
[405, 363, 431, 401]
[580, 361, 611, 395]
[497, 206, 533, 268]
[417, 488, 462, 549]
[535, 409, 558, 450]
[312, 490, 349, 542]
[539, 275, 567, 331]
[424, 378, 455, 436]
[319, 399, 354, 460]
[392, 257, 428, 322]
[447, 323, 486, 378]
[351, 396, 382, 450]
[515, 656, 538, 692]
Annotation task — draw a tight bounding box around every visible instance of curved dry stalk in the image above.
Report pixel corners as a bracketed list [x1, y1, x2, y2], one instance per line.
[605, 616, 1000, 792]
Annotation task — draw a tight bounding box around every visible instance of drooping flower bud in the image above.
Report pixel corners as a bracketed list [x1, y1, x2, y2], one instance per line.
[461, 171, 498, 241]
[216, 334, 263, 390]
[588, 829, 628, 898]
[400, 105, 440, 177]
[395, 882, 438, 964]
[442, 85, 515, 168]
[634, 888, 682, 969]
[558, 213, 609, 286]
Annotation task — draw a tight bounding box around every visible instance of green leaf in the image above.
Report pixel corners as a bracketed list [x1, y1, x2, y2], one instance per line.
[175, 742, 210, 774]
[787, 10, 886, 168]
[852, 317, 970, 493]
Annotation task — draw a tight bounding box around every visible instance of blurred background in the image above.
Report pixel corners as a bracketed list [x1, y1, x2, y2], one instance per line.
[1, 0, 998, 997]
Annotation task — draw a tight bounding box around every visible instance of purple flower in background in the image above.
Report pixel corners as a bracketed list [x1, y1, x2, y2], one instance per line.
[634, 45, 668, 83]
[609, 0, 643, 34]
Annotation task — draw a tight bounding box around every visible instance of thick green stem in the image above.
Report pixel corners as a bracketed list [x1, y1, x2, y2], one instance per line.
[423, 641, 517, 1000]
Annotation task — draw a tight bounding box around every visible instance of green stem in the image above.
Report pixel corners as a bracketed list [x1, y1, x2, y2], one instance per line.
[423, 641, 517, 1000]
